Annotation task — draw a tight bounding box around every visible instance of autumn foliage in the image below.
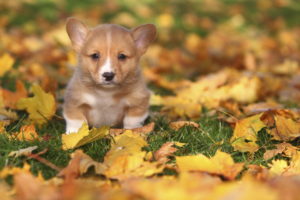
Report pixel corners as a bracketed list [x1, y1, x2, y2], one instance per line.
[1, 0, 300, 200]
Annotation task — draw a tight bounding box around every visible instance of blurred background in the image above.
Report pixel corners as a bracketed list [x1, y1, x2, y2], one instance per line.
[1, 0, 300, 99]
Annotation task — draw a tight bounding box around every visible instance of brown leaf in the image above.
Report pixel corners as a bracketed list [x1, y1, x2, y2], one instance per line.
[58, 150, 106, 180]
[263, 143, 298, 160]
[169, 121, 199, 131]
[154, 142, 180, 163]
[14, 172, 59, 200]
[109, 122, 155, 136]
[1, 80, 27, 109]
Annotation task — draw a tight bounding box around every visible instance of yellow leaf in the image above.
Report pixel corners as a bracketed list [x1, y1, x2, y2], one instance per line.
[62, 123, 109, 150]
[103, 130, 163, 179]
[0, 53, 14, 76]
[176, 150, 244, 180]
[269, 160, 288, 176]
[209, 177, 279, 200]
[12, 125, 39, 141]
[231, 114, 265, 153]
[271, 115, 300, 141]
[16, 84, 56, 125]
[0, 163, 31, 178]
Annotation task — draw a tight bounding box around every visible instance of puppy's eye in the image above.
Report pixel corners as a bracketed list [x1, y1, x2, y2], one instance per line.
[90, 53, 100, 60]
[118, 53, 127, 60]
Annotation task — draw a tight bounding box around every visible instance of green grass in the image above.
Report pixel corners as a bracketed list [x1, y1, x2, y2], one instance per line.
[0, 109, 282, 181]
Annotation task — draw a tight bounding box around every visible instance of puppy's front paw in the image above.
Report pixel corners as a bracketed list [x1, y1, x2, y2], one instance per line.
[65, 118, 85, 134]
[123, 112, 148, 129]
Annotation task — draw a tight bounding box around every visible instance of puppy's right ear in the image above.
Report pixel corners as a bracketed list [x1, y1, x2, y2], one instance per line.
[66, 18, 89, 52]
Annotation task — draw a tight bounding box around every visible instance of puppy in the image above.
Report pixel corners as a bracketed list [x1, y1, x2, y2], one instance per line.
[63, 18, 156, 134]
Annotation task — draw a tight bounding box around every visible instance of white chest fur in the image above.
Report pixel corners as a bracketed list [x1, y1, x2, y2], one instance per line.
[82, 90, 126, 127]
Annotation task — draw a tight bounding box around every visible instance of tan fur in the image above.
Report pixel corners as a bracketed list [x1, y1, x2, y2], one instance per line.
[63, 18, 155, 131]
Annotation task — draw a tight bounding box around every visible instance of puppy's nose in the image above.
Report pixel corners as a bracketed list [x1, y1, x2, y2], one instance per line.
[102, 72, 115, 81]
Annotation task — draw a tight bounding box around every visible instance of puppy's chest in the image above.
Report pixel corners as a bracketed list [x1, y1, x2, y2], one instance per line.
[82, 91, 127, 127]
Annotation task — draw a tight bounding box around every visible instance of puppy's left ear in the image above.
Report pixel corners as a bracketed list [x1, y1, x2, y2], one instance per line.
[131, 24, 156, 55]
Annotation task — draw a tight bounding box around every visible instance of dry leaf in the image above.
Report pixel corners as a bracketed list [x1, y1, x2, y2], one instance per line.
[154, 142, 182, 163]
[102, 130, 163, 180]
[16, 84, 56, 125]
[169, 121, 199, 130]
[58, 150, 106, 180]
[1, 80, 27, 109]
[231, 113, 266, 153]
[62, 123, 109, 150]
[12, 125, 39, 141]
[8, 146, 38, 157]
[109, 122, 155, 136]
[263, 143, 298, 160]
[176, 150, 244, 180]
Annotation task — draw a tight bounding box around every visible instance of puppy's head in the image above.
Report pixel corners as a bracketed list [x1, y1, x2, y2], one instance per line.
[66, 18, 156, 87]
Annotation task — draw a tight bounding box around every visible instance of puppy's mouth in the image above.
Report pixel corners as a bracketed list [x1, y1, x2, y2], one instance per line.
[99, 80, 118, 88]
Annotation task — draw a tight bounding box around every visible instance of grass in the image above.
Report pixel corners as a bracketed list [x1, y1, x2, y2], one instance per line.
[0, 109, 281, 181]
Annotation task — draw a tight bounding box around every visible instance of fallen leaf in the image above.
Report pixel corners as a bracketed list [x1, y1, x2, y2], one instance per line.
[58, 150, 106, 180]
[12, 125, 39, 141]
[176, 150, 244, 180]
[14, 172, 59, 200]
[16, 84, 56, 125]
[109, 122, 155, 136]
[62, 123, 109, 150]
[261, 110, 300, 141]
[8, 146, 38, 157]
[0, 53, 14, 76]
[169, 121, 199, 130]
[263, 143, 298, 160]
[102, 130, 163, 180]
[209, 177, 279, 200]
[154, 142, 182, 163]
[243, 101, 283, 115]
[0, 163, 31, 178]
[1, 80, 27, 109]
[231, 113, 266, 153]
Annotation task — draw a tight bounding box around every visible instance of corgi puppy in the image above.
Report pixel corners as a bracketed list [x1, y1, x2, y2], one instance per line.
[63, 18, 156, 134]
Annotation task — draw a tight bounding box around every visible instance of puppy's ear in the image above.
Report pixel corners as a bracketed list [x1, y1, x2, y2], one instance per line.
[66, 18, 89, 52]
[131, 24, 156, 55]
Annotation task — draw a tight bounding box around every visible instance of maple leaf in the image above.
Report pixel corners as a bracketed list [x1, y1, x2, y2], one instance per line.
[1, 80, 27, 109]
[62, 123, 109, 150]
[0, 53, 14, 76]
[176, 150, 244, 180]
[16, 84, 56, 125]
[231, 113, 266, 153]
[154, 141, 185, 163]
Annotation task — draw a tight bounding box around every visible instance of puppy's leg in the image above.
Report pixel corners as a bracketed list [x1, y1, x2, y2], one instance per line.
[63, 105, 88, 134]
[123, 106, 149, 129]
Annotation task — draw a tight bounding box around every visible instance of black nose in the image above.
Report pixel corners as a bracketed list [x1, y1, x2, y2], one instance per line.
[102, 72, 115, 81]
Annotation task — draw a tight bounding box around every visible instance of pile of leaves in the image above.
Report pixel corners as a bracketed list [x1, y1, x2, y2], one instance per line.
[1, 0, 300, 199]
